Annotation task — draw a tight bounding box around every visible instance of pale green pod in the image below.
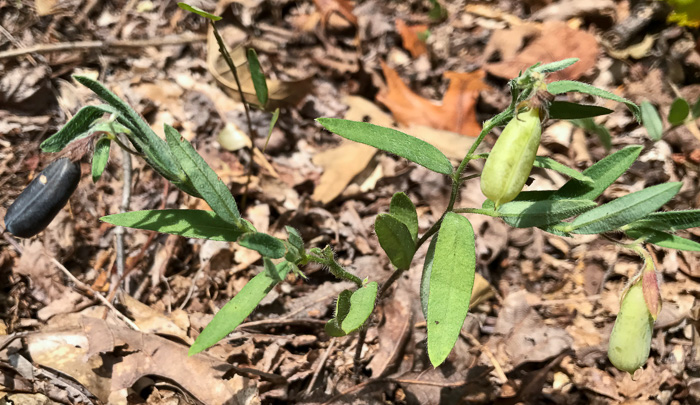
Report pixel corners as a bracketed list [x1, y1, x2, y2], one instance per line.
[480, 108, 542, 207]
[607, 281, 654, 374]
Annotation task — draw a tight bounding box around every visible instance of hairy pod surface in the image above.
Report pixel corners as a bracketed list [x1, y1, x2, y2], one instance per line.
[607, 281, 654, 374]
[4, 158, 81, 238]
[481, 108, 542, 207]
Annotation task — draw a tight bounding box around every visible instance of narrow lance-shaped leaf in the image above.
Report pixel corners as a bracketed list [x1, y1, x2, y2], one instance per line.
[427, 212, 476, 367]
[41, 105, 113, 152]
[625, 228, 700, 252]
[91, 137, 111, 182]
[533, 156, 592, 183]
[374, 214, 415, 269]
[164, 124, 241, 226]
[177, 2, 222, 20]
[569, 118, 611, 150]
[325, 290, 352, 337]
[101, 209, 247, 242]
[640, 101, 663, 141]
[316, 118, 453, 175]
[496, 199, 597, 228]
[566, 182, 682, 234]
[420, 237, 437, 321]
[627, 209, 700, 231]
[552, 145, 643, 200]
[263, 108, 280, 152]
[533, 58, 579, 74]
[548, 101, 613, 120]
[547, 80, 641, 120]
[189, 261, 292, 355]
[247, 48, 268, 107]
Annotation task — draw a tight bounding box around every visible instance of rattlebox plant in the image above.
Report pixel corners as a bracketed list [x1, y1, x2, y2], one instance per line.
[17, 23, 700, 376]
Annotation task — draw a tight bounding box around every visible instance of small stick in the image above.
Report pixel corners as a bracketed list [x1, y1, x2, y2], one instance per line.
[0, 34, 206, 60]
[305, 338, 336, 395]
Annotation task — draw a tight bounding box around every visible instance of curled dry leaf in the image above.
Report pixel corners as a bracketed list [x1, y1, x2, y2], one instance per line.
[395, 18, 429, 58]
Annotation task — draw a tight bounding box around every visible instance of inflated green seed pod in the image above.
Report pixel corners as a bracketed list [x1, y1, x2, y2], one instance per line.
[480, 107, 542, 207]
[4, 158, 81, 238]
[607, 281, 654, 374]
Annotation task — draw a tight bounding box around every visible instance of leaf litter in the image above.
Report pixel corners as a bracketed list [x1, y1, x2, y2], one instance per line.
[1, 0, 700, 404]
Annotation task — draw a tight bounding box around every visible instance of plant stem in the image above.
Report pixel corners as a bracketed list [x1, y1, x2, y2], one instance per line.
[453, 207, 499, 217]
[307, 254, 363, 287]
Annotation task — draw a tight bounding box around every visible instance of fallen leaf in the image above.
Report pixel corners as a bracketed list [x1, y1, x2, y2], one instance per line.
[313, 0, 357, 30]
[484, 21, 599, 81]
[376, 62, 487, 136]
[395, 19, 429, 58]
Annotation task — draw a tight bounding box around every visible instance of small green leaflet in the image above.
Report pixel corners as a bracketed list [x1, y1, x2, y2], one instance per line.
[374, 213, 415, 270]
[427, 212, 475, 367]
[263, 108, 280, 152]
[325, 282, 378, 336]
[247, 48, 268, 107]
[420, 237, 437, 321]
[101, 209, 247, 242]
[626, 228, 700, 252]
[41, 105, 113, 153]
[533, 58, 579, 74]
[496, 199, 597, 228]
[668, 98, 690, 126]
[389, 192, 418, 242]
[566, 182, 682, 234]
[92, 137, 111, 182]
[640, 101, 663, 141]
[475, 154, 592, 183]
[547, 80, 641, 120]
[189, 261, 292, 355]
[164, 124, 241, 226]
[238, 232, 286, 259]
[316, 118, 453, 175]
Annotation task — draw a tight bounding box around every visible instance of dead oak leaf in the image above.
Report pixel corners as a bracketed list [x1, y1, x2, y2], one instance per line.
[395, 18, 429, 58]
[484, 21, 599, 81]
[376, 61, 488, 137]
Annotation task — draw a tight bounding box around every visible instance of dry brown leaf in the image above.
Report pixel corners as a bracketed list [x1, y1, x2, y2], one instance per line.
[367, 288, 412, 377]
[484, 21, 599, 81]
[313, 0, 358, 29]
[376, 62, 487, 136]
[207, 31, 312, 111]
[395, 19, 428, 58]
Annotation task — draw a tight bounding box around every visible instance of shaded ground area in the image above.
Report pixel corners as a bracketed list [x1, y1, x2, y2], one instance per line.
[2, 0, 700, 403]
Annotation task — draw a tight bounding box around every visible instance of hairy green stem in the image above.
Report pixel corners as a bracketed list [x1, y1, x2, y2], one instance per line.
[307, 254, 363, 287]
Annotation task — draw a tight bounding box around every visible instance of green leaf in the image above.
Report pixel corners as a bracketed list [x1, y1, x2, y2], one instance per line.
[177, 2, 221, 20]
[533, 156, 593, 183]
[390, 192, 418, 242]
[548, 80, 641, 120]
[692, 97, 700, 119]
[427, 212, 476, 367]
[101, 209, 247, 241]
[552, 145, 643, 201]
[263, 108, 280, 152]
[189, 261, 291, 355]
[72, 76, 185, 185]
[374, 213, 415, 269]
[640, 101, 663, 141]
[247, 48, 268, 107]
[238, 232, 286, 259]
[91, 137, 111, 182]
[569, 118, 612, 150]
[496, 199, 597, 228]
[341, 282, 378, 334]
[420, 237, 437, 321]
[428, 0, 447, 21]
[668, 98, 690, 126]
[284, 226, 305, 263]
[548, 101, 612, 119]
[164, 124, 241, 226]
[325, 290, 352, 337]
[316, 118, 453, 175]
[482, 190, 557, 210]
[41, 105, 112, 152]
[533, 58, 579, 74]
[566, 182, 682, 234]
[626, 228, 700, 251]
[627, 209, 700, 231]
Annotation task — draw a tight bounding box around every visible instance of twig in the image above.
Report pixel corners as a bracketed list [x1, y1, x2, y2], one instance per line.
[353, 328, 367, 382]
[305, 338, 336, 395]
[2, 233, 139, 331]
[114, 134, 133, 291]
[179, 260, 210, 310]
[460, 331, 508, 384]
[0, 34, 207, 60]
